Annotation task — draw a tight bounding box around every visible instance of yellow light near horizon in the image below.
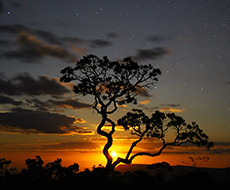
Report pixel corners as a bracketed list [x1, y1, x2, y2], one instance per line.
[111, 151, 117, 157]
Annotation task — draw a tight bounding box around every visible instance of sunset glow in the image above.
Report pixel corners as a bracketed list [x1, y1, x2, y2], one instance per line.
[111, 151, 117, 158]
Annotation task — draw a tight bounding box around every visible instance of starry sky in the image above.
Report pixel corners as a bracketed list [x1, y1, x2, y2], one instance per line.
[0, 0, 229, 170]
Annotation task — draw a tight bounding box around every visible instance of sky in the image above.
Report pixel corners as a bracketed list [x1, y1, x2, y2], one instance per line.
[0, 0, 229, 170]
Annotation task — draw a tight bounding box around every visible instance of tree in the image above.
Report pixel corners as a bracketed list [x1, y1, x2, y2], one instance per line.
[0, 158, 15, 176]
[117, 109, 213, 165]
[23, 156, 79, 180]
[60, 54, 213, 173]
[182, 156, 210, 167]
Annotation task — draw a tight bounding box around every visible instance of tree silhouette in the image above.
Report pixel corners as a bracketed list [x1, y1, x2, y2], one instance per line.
[23, 156, 79, 180]
[60, 54, 213, 173]
[0, 158, 15, 176]
[117, 109, 213, 165]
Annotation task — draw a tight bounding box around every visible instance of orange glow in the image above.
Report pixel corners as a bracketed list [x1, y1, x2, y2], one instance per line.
[111, 151, 117, 158]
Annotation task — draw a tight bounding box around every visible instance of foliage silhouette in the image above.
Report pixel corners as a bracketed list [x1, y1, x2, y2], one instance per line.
[117, 109, 213, 164]
[0, 158, 16, 176]
[166, 170, 219, 190]
[60, 54, 213, 173]
[0, 157, 228, 190]
[182, 156, 210, 167]
[147, 162, 173, 189]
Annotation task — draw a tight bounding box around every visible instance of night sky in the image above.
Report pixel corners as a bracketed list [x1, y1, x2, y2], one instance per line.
[0, 0, 229, 170]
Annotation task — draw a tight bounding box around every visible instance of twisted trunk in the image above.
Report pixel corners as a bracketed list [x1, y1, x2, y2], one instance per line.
[96, 107, 116, 172]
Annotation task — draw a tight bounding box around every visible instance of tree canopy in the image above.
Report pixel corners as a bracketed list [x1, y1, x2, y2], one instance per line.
[60, 54, 213, 173]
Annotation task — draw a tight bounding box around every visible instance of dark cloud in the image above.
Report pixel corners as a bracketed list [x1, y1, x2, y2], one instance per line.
[11, 2, 22, 10]
[25, 98, 91, 111]
[0, 40, 10, 46]
[0, 95, 23, 105]
[61, 37, 85, 44]
[161, 104, 181, 107]
[137, 104, 159, 111]
[0, 73, 70, 96]
[25, 98, 50, 112]
[0, 108, 88, 134]
[43, 141, 100, 150]
[106, 32, 119, 39]
[0, 25, 61, 45]
[0, 24, 115, 63]
[1, 30, 77, 63]
[133, 47, 171, 61]
[90, 39, 112, 48]
[209, 142, 230, 154]
[147, 35, 173, 42]
[47, 99, 91, 109]
[0, 24, 28, 34]
[34, 29, 62, 45]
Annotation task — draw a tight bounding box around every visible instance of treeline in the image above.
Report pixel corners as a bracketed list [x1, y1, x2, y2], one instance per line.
[0, 156, 229, 190]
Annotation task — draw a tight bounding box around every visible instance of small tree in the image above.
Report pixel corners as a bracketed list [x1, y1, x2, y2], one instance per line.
[60, 54, 213, 173]
[182, 156, 210, 167]
[0, 158, 15, 176]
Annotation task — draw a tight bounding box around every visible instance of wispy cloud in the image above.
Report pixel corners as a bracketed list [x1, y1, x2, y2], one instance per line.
[133, 47, 172, 61]
[0, 95, 23, 105]
[147, 34, 173, 43]
[160, 107, 185, 113]
[0, 24, 115, 63]
[139, 99, 151, 105]
[1, 30, 77, 63]
[89, 39, 112, 48]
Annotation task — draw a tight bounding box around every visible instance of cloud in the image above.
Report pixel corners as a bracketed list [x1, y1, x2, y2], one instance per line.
[139, 99, 151, 105]
[135, 85, 151, 97]
[0, 95, 23, 105]
[0, 73, 70, 96]
[25, 98, 91, 111]
[133, 47, 172, 61]
[11, 2, 22, 10]
[161, 104, 181, 107]
[90, 39, 112, 48]
[0, 24, 115, 63]
[0, 25, 61, 45]
[137, 104, 159, 111]
[106, 32, 119, 39]
[47, 99, 92, 109]
[0, 108, 92, 134]
[160, 107, 185, 113]
[0, 24, 28, 34]
[1, 30, 77, 63]
[208, 142, 230, 154]
[42, 141, 100, 151]
[61, 37, 85, 44]
[99, 124, 125, 131]
[0, 40, 9, 46]
[34, 29, 63, 45]
[147, 35, 173, 43]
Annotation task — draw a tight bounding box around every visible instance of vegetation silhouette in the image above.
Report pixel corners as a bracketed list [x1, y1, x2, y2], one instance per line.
[60, 54, 213, 174]
[0, 157, 229, 190]
[182, 156, 210, 167]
